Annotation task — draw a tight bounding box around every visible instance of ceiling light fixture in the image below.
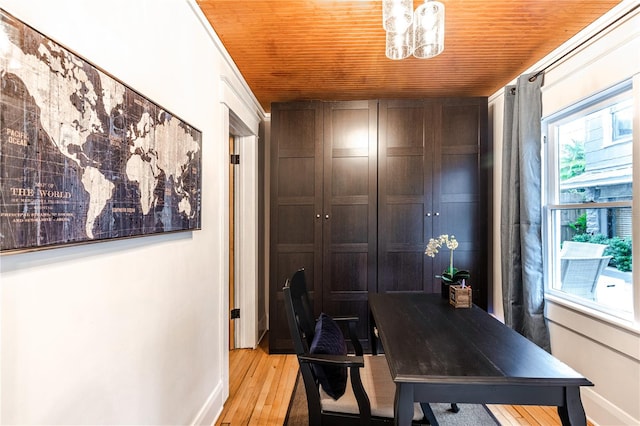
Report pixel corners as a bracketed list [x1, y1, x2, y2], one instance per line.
[383, 0, 445, 60]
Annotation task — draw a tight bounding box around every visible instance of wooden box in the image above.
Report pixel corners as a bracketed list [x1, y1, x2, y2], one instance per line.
[449, 285, 472, 308]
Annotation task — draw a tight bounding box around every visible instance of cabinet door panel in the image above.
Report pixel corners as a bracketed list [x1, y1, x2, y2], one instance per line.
[331, 157, 369, 196]
[434, 99, 488, 307]
[278, 108, 320, 152]
[442, 103, 480, 147]
[277, 157, 316, 197]
[385, 203, 425, 245]
[323, 100, 377, 350]
[330, 204, 369, 244]
[386, 104, 424, 148]
[277, 205, 315, 244]
[378, 100, 433, 293]
[387, 156, 425, 196]
[270, 101, 323, 353]
[328, 252, 369, 292]
[379, 252, 425, 292]
[440, 153, 479, 196]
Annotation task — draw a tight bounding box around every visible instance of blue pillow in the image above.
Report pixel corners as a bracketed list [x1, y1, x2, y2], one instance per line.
[309, 313, 348, 400]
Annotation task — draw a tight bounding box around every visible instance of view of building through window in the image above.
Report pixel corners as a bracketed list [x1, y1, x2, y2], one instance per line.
[545, 84, 633, 319]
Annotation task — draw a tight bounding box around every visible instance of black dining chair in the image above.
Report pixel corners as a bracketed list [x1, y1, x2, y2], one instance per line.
[283, 268, 435, 426]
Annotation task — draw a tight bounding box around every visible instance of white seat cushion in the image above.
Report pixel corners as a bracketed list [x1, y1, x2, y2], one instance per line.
[319, 354, 424, 421]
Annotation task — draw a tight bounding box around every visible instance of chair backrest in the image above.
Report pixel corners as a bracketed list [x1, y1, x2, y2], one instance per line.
[283, 268, 316, 355]
[283, 269, 326, 423]
[559, 241, 612, 300]
[283, 269, 388, 426]
[560, 241, 608, 257]
[560, 256, 611, 300]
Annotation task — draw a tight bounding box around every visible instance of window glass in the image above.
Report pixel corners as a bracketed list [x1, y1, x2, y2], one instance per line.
[544, 83, 633, 320]
[554, 96, 632, 201]
[612, 101, 633, 142]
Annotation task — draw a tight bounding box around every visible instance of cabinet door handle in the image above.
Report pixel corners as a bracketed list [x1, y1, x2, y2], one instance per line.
[325, 214, 330, 219]
[434, 212, 440, 216]
[316, 214, 321, 218]
[426, 212, 431, 217]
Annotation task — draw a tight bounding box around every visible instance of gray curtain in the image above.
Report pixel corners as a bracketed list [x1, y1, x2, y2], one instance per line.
[500, 72, 550, 351]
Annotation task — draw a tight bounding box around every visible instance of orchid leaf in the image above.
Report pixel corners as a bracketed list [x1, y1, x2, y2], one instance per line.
[441, 269, 470, 283]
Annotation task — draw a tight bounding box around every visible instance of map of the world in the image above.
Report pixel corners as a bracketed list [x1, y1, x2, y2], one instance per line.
[0, 10, 202, 252]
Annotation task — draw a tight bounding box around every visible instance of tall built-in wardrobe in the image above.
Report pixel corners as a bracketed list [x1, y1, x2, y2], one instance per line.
[269, 98, 490, 353]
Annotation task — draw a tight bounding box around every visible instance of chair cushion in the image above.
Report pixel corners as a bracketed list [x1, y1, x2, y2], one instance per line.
[320, 354, 424, 421]
[309, 313, 348, 400]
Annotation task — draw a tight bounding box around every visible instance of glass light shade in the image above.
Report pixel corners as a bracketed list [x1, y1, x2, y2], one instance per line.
[382, 0, 413, 33]
[385, 26, 414, 60]
[413, 0, 444, 59]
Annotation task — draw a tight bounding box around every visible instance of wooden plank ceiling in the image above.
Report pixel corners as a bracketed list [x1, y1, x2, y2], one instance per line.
[196, 0, 621, 112]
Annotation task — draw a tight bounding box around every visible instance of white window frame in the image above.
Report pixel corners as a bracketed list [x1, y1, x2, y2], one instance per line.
[542, 79, 634, 322]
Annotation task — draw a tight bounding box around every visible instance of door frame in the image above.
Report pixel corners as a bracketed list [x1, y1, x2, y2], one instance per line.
[220, 77, 261, 350]
[233, 132, 259, 349]
[229, 135, 237, 350]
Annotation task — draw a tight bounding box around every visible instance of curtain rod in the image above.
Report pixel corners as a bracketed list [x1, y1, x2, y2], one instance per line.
[528, 2, 640, 82]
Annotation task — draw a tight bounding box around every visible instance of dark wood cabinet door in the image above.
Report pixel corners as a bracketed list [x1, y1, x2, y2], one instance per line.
[433, 99, 489, 308]
[269, 101, 323, 353]
[378, 99, 435, 293]
[322, 100, 377, 350]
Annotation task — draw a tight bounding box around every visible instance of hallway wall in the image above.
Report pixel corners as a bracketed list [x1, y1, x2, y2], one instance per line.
[0, 0, 262, 423]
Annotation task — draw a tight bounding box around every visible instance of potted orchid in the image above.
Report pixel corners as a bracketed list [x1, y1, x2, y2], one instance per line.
[425, 234, 470, 297]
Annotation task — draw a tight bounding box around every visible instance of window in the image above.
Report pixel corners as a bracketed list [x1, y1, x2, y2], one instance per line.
[543, 81, 633, 320]
[611, 101, 633, 143]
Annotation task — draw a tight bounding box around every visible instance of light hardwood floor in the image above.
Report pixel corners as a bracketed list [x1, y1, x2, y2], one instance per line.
[215, 336, 592, 426]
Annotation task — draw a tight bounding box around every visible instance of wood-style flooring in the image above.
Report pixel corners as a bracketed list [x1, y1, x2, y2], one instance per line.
[215, 337, 298, 425]
[215, 336, 593, 426]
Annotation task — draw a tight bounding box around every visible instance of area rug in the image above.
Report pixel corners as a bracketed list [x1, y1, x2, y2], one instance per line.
[284, 374, 500, 426]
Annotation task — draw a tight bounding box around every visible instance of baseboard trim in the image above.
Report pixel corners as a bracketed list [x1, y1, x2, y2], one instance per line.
[583, 387, 639, 426]
[191, 380, 225, 426]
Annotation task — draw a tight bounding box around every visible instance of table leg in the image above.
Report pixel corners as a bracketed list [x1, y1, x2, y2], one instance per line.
[394, 383, 413, 426]
[420, 403, 439, 426]
[557, 386, 587, 426]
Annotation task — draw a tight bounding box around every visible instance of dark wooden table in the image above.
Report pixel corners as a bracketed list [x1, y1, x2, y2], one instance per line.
[368, 293, 593, 426]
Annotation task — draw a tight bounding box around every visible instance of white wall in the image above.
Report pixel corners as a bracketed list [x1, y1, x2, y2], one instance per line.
[490, 3, 640, 425]
[0, 0, 262, 424]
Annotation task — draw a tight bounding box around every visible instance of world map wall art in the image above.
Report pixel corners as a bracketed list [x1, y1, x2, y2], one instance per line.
[0, 9, 203, 253]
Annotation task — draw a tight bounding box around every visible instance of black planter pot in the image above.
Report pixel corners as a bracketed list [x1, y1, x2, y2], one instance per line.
[441, 281, 450, 299]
